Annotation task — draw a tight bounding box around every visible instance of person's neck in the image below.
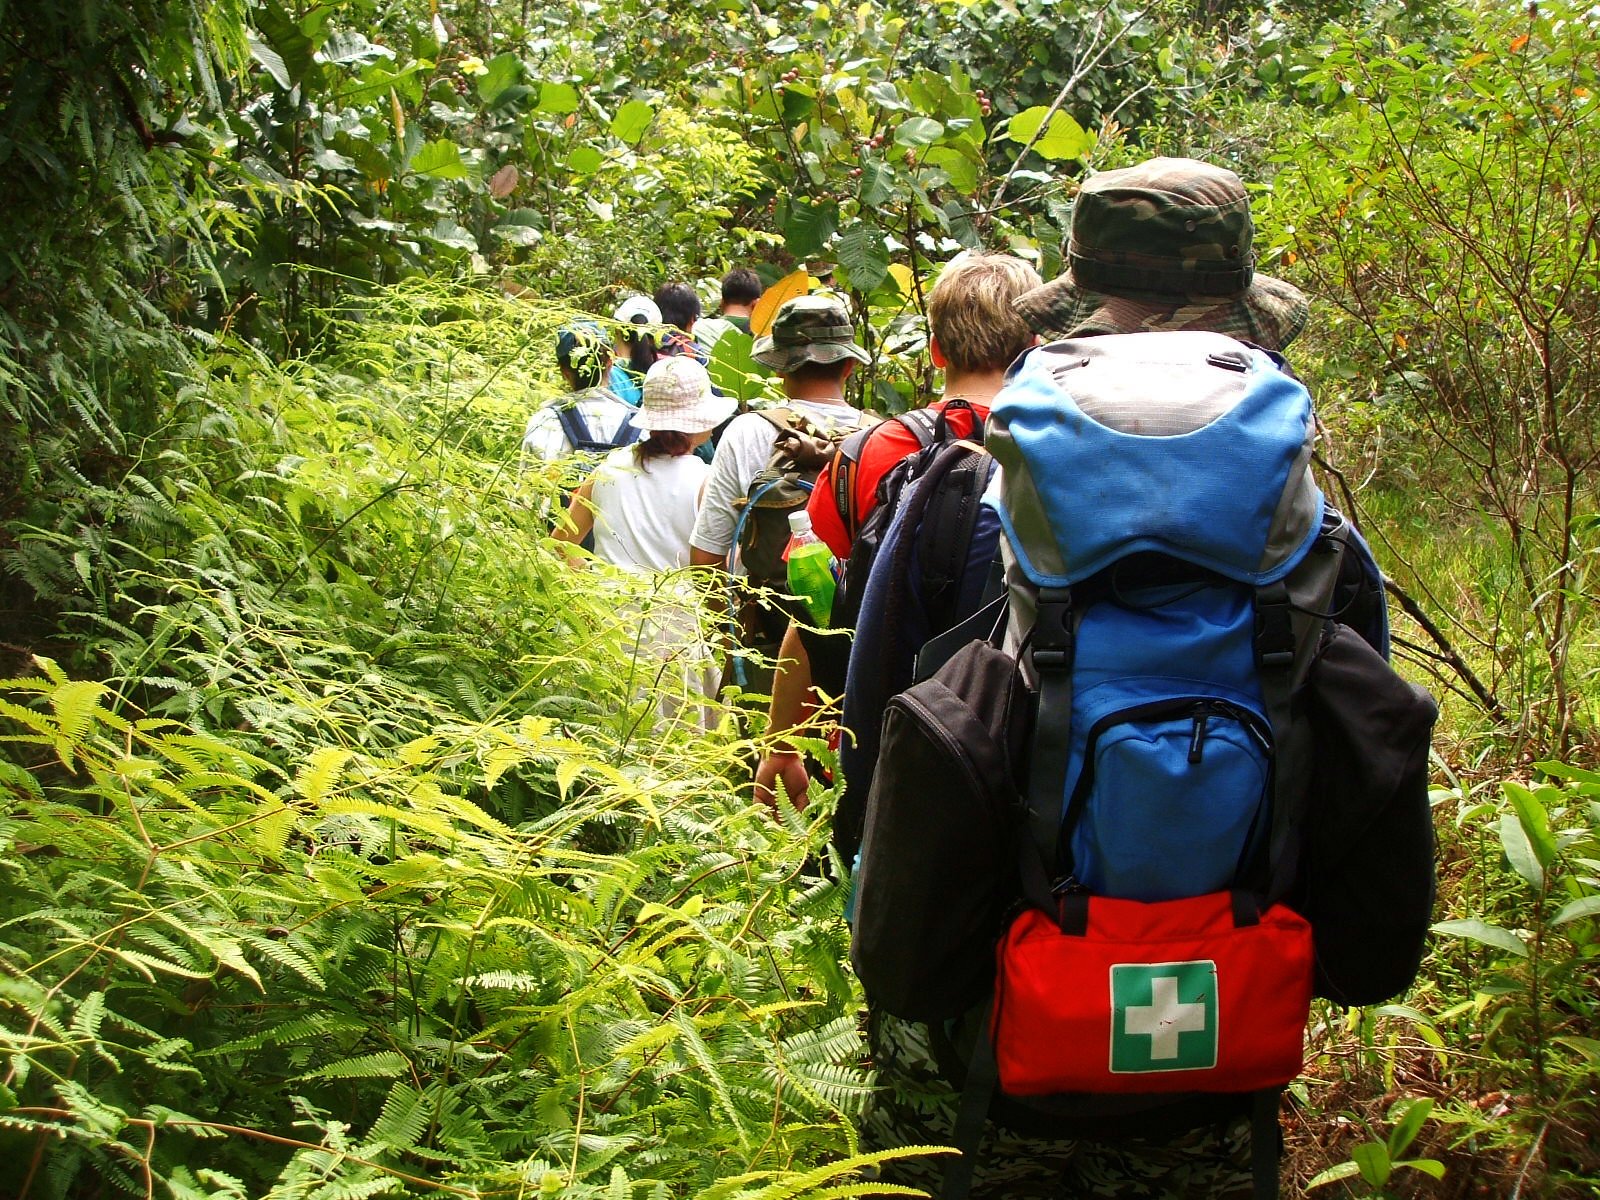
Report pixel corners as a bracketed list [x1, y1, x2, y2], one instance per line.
[782, 378, 851, 406]
[722, 304, 754, 318]
[941, 367, 1008, 408]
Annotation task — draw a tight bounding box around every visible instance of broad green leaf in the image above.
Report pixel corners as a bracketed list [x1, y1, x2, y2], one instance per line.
[1553, 1036, 1600, 1061]
[1431, 918, 1529, 958]
[858, 160, 894, 207]
[1352, 1141, 1391, 1186]
[424, 220, 478, 251]
[1002, 106, 1092, 161]
[409, 139, 468, 179]
[1386, 1097, 1432, 1156]
[707, 328, 768, 402]
[1552, 894, 1600, 925]
[538, 81, 580, 115]
[1402, 1159, 1447, 1180]
[780, 197, 838, 260]
[1505, 781, 1558, 868]
[835, 223, 890, 292]
[865, 81, 909, 111]
[1498, 810, 1544, 889]
[611, 99, 655, 143]
[477, 53, 523, 105]
[1305, 1162, 1362, 1189]
[895, 116, 945, 148]
[1535, 760, 1600, 785]
[922, 146, 979, 194]
[249, 38, 293, 89]
[568, 145, 604, 174]
[252, 2, 315, 87]
[318, 31, 393, 65]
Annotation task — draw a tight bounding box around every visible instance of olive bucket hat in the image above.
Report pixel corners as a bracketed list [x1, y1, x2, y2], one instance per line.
[752, 295, 871, 373]
[1013, 157, 1309, 352]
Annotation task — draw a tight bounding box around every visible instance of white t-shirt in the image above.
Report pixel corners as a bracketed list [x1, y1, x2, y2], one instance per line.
[522, 387, 636, 460]
[689, 399, 868, 563]
[587, 446, 708, 573]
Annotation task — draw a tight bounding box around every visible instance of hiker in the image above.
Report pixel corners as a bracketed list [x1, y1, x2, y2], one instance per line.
[688, 295, 875, 692]
[853, 158, 1333, 1199]
[751, 252, 1042, 810]
[553, 356, 734, 729]
[694, 267, 763, 355]
[653, 282, 707, 363]
[522, 322, 638, 461]
[611, 294, 661, 405]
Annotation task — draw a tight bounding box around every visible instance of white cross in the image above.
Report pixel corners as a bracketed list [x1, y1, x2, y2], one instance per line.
[1123, 975, 1208, 1060]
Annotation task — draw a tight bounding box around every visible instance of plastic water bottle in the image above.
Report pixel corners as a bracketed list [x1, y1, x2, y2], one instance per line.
[786, 510, 836, 626]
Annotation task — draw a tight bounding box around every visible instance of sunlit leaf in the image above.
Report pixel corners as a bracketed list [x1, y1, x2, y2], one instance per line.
[409, 139, 468, 179]
[1002, 106, 1092, 161]
[750, 270, 811, 336]
[538, 81, 580, 115]
[1552, 894, 1600, 925]
[611, 99, 655, 143]
[895, 116, 945, 147]
[1504, 780, 1558, 870]
[1498, 810, 1544, 889]
[1430, 918, 1529, 958]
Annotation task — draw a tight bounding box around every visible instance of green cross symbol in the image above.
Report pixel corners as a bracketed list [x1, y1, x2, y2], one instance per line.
[1109, 960, 1218, 1074]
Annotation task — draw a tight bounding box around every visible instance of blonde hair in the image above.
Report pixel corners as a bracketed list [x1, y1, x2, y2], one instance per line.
[927, 252, 1043, 372]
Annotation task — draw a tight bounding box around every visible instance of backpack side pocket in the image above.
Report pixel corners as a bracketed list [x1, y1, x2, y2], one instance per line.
[850, 639, 1027, 1021]
[1300, 623, 1439, 1006]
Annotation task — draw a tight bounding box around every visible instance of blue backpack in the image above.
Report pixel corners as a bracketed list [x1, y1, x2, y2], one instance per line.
[848, 332, 1437, 1199]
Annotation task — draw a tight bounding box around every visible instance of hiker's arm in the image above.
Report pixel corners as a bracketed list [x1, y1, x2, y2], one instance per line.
[551, 477, 596, 563]
[754, 622, 816, 811]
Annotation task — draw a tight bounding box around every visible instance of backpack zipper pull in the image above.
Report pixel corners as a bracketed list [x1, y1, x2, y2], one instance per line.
[1188, 710, 1210, 764]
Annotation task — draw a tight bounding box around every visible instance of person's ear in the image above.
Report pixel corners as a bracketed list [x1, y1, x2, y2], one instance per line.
[930, 335, 948, 371]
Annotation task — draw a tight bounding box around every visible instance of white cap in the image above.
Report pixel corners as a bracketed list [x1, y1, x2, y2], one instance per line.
[788, 510, 814, 534]
[614, 294, 662, 326]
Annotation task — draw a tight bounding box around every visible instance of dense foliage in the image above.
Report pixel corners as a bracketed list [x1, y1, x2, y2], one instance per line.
[2, 0, 1598, 1195]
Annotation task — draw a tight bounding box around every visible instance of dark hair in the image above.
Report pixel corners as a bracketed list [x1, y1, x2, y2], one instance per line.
[786, 358, 854, 386]
[621, 326, 660, 377]
[721, 268, 762, 307]
[653, 282, 702, 330]
[635, 429, 695, 463]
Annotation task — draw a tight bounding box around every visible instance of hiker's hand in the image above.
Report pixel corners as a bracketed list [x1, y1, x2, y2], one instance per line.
[755, 751, 809, 812]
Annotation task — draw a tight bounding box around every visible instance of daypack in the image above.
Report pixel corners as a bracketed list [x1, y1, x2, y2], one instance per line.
[848, 332, 1438, 1199]
[798, 401, 984, 711]
[727, 408, 879, 669]
[832, 434, 1001, 863]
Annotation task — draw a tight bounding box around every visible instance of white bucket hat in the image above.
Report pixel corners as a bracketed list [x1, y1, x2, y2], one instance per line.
[633, 358, 737, 434]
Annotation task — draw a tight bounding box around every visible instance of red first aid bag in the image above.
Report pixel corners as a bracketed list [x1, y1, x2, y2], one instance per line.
[992, 892, 1313, 1096]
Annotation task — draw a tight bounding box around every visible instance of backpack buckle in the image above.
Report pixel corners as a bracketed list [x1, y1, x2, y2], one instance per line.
[1253, 583, 1294, 670]
[1031, 588, 1075, 672]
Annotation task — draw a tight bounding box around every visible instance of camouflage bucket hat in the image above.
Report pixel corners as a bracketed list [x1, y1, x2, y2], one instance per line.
[752, 295, 870, 373]
[1013, 157, 1309, 352]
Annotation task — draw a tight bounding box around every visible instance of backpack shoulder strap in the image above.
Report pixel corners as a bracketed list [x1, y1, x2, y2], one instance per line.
[556, 404, 594, 452]
[829, 405, 949, 542]
[613, 410, 642, 448]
